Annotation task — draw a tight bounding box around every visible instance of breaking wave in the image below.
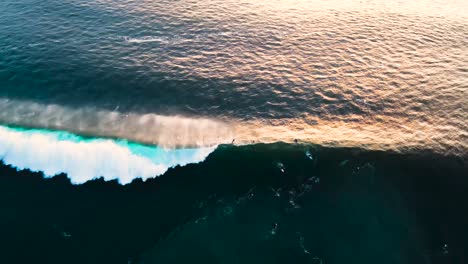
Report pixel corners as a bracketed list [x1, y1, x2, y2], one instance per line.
[0, 98, 234, 148]
[0, 126, 216, 184]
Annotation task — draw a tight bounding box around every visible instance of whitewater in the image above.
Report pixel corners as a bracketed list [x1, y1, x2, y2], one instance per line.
[0, 126, 216, 184]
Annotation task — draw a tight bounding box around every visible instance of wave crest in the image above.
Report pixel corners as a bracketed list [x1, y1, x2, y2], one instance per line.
[0, 98, 233, 148]
[0, 126, 216, 184]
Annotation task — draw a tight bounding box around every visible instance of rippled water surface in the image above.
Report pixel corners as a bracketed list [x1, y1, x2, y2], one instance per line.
[0, 0, 467, 153]
[1, 1, 468, 264]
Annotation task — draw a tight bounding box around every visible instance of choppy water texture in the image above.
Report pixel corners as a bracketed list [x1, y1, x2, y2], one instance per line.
[0, 0, 467, 154]
[0, 0, 467, 263]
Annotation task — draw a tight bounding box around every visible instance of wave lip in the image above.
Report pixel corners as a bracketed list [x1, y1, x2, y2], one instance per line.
[0, 126, 216, 184]
[0, 98, 234, 148]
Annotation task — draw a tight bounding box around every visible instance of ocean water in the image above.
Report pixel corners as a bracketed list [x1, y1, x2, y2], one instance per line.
[0, 0, 467, 263]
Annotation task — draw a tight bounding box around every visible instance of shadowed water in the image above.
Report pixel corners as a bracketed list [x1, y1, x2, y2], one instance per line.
[0, 144, 467, 263]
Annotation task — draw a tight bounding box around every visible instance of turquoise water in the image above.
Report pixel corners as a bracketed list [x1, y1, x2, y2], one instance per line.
[0, 125, 215, 184]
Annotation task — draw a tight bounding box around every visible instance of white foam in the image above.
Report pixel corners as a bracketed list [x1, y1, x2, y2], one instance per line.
[0, 126, 216, 184]
[0, 98, 234, 148]
[125, 36, 165, 43]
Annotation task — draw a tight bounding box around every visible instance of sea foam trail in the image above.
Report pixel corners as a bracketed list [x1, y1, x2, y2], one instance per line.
[125, 36, 165, 43]
[0, 99, 465, 156]
[0, 126, 216, 184]
[0, 98, 233, 148]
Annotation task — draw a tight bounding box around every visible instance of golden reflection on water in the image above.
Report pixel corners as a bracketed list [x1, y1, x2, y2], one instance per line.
[6, 0, 468, 155]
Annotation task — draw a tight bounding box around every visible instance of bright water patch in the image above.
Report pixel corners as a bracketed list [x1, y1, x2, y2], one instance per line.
[124, 36, 165, 44]
[0, 126, 216, 184]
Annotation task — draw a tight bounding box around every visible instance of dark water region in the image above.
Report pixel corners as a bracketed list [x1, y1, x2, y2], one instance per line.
[0, 144, 466, 264]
